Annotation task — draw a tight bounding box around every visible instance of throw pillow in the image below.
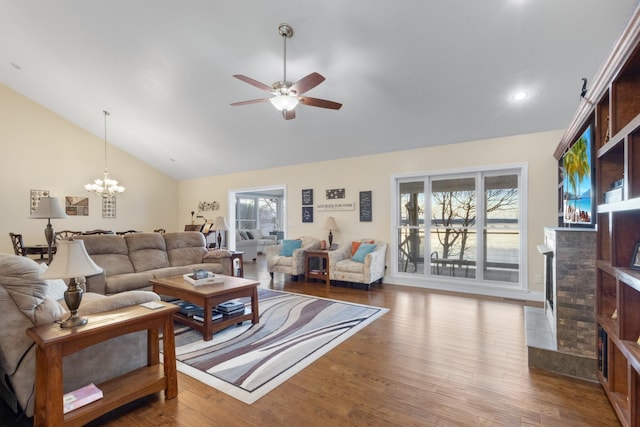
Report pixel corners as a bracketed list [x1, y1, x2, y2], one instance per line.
[351, 240, 375, 256]
[280, 239, 302, 257]
[246, 231, 254, 240]
[239, 230, 248, 240]
[352, 243, 377, 263]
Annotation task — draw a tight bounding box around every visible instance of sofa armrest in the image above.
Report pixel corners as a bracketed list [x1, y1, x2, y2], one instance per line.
[203, 249, 231, 260]
[78, 291, 160, 316]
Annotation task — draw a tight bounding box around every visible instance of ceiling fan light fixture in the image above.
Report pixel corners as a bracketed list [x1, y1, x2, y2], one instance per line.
[270, 94, 299, 111]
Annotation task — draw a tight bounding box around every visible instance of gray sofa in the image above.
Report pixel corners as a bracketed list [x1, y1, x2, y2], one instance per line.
[0, 254, 159, 417]
[77, 231, 233, 295]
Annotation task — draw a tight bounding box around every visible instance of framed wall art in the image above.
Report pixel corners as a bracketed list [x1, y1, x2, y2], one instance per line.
[302, 206, 313, 223]
[359, 191, 372, 222]
[326, 188, 345, 199]
[30, 189, 49, 214]
[65, 196, 89, 216]
[102, 195, 116, 218]
[302, 189, 313, 206]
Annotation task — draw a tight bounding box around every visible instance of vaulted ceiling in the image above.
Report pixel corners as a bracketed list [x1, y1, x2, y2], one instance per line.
[1, 1, 638, 180]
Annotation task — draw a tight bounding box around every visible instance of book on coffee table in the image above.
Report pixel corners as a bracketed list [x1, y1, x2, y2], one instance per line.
[192, 310, 224, 323]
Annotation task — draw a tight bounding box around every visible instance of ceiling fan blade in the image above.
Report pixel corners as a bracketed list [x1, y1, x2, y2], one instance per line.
[289, 72, 325, 95]
[299, 96, 342, 110]
[232, 75, 273, 92]
[283, 109, 296, 120]
[230, 98, 270, 106]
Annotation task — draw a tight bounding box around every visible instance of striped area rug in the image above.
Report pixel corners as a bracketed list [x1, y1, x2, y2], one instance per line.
[169, 289, 388, 404]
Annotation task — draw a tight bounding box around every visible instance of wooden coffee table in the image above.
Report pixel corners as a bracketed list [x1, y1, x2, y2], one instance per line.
[151, 275, 259, 341]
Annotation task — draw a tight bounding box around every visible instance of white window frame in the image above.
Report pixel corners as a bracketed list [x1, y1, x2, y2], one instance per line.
[390, 163, 528, 299]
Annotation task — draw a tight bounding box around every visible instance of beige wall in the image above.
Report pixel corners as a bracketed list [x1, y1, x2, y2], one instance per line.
[0, 84, 179, 252]
[2, 82, 560, 297]
[179, 130, 561, 296]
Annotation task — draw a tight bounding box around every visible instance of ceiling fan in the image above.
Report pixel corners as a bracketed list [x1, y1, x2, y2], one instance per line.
[231, 23, 342, 120]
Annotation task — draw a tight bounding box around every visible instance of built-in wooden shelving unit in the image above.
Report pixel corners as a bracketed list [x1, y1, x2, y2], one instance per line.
[556, 5, 640, 426]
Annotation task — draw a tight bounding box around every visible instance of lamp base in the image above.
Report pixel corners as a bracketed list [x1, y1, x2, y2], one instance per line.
[61, 277, 87, 329]
[60, 314, 88, 328]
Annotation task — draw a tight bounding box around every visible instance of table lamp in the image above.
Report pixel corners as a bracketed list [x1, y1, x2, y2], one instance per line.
[322, 216, 339, 247]
[29, 196, 68, 264]
[40, 239, 103, 328]
[212, 216, 229, 249]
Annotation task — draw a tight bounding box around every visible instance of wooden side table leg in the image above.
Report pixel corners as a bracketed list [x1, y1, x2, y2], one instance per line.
[148, 327, 159, 366]
[34, 344, 63, 427]
[162, 316, 178, 399]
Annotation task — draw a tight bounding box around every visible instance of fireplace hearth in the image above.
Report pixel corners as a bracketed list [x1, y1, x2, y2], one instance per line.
[525, 227, 597, 380]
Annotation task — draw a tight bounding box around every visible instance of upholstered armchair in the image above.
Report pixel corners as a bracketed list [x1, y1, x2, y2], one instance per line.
[328, 239, 387, 289]
[266, 236, 321, 280]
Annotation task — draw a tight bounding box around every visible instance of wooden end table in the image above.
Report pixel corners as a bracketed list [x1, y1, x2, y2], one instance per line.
[151, 274, 259, 341]
[305, 250, 333, 287]
[26, 302, 179, 427]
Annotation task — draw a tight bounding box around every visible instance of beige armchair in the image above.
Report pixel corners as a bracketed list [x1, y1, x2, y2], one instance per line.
[266, 236, 321, 280]
[328, 239, 387, 290]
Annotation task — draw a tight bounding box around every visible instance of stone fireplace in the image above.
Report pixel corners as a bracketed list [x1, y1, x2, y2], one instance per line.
[525, 227, 597, 380]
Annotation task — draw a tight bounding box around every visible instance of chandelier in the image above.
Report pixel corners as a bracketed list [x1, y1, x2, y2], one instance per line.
[85, 111, 125, 196]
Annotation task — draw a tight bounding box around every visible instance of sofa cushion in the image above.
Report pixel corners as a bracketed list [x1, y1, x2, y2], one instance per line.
[106, 272, 156, 294]
[79, 235, 135, 276]
[352, 243, 377, 263]
[164, 232, 208, 266]
[125, 233, 170, 272]
[335, 259, 366, 274]
[281, 239, 302, 256]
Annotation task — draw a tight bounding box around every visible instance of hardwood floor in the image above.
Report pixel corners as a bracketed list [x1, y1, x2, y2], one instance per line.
[1, 255, 619, 426]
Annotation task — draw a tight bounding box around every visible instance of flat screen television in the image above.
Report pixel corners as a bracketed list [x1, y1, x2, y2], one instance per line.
[561, 125, 595, 227]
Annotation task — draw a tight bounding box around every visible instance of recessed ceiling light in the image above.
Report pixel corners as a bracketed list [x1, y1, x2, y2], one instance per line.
[513, 91, 528, 101]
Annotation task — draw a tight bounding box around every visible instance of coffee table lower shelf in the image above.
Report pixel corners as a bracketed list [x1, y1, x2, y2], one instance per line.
[173, 311, 253, 335]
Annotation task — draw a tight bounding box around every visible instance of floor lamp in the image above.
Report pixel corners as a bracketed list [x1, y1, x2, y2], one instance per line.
[30, 196, 67, 264]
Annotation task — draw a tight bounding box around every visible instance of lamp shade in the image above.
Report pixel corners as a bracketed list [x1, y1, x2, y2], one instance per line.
[212, 216, 229, 231]
[30, 197, 67, 219]
[40, 239, 103, 280]
[322, 216, 339, 231]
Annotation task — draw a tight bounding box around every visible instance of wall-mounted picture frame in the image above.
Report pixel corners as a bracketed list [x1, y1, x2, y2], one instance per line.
[302, 189, 313, 206]
[326, 188, 345, 199]
[65, 196, 89, 216]
[359, 190, 372, 222]
[102, 195, 116, 218]
[302, 206, 313, 223]
[30, 189, 49, 214]
[631, 242, 640, 270]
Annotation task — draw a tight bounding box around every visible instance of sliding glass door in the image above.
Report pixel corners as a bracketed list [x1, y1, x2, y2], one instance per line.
[394, 167, 523, 288]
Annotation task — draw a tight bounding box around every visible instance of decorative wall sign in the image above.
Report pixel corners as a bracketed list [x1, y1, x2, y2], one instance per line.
[65, 196, 89, 216]
[302, 189, 313, 206]
[198, 201, 219, 211]
[359, 191, 372, 222]
[302, 206, 314, 223]
[326, 188, 345, 199]
[102, 195, 116, 218]
[317, 201, 355, 211]
[30, 189, 49, 214]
